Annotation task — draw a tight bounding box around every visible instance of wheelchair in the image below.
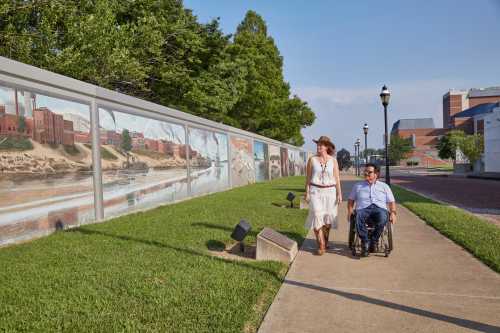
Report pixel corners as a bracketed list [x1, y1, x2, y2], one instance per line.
[348, 210, 393, 257]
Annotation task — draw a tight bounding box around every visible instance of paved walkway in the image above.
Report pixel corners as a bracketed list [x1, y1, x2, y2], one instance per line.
[259, 176, 500, 333]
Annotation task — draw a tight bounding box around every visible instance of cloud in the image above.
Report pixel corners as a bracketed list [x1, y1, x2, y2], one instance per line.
[293, 78, 472, 153]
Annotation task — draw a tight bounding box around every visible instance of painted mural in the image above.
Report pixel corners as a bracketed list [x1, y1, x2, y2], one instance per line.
[99, 109, 188, 218]
[254, 141, 269, 182]
[230, 136, 255, 186]
[280, 147, 289, 177]
[0, 85, 95, 245]
[268, 144, 281, 179]
[188, 128, 229, 196]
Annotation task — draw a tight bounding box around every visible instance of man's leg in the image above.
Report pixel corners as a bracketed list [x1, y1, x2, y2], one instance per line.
[355, 208, 370, 255]
[369, 206, 389, 247]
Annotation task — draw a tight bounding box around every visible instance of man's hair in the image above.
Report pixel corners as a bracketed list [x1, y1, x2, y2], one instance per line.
[365, 163, 380, 174]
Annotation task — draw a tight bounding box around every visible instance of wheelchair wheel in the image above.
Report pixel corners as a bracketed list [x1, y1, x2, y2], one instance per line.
[387, 222, 393, 252]
[348, 214, 356, 249]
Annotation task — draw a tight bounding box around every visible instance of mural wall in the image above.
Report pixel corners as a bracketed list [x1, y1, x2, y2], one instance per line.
[280, 147, 289, 177]
[99, 109, 188, 218]
[254, 141, 269, 182]
[188, 128, 229, 196]
[230, 136, 255, 186]
[0, 84, 95, 244]
[268, 144, 281, 180]
[0, 79, 309, 246]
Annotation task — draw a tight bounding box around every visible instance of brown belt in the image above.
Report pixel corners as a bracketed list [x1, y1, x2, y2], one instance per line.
[310, 183, 336, 188]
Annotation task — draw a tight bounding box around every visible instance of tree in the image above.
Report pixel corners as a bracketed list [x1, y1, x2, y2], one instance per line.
[121, 129, 132, 166]
[228, 11, 315, 145]
[0, 3, 315, 145]
[17, 116, 26, 134]
[389, 135, 413, 165]
[336, 148, 352, 171]
[436, 130, 466, 160]
[460, 134, 484, 164]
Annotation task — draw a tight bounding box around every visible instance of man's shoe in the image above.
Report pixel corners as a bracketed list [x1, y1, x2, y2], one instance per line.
[361, 242, 369, 257]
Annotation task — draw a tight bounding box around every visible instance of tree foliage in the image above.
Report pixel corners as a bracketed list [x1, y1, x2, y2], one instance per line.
[121, 129, 132, 153]
[0, 2, 314, 145]
[389, 135, 413, 165]
[460, 134, 484, 164]
[336, 148, 351, 171]
[436, 130, 466, 160]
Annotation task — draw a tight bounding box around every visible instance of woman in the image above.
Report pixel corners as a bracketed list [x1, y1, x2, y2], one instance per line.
[304, 136, 342, 255]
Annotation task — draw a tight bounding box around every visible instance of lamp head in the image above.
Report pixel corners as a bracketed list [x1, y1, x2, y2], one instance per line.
[363, 123, 369, 134]
[380, 85, 391, 107]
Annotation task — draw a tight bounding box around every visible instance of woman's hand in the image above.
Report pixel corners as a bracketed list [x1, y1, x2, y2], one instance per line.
[336, 192, 343, 204]
[304, 191, 310, 203]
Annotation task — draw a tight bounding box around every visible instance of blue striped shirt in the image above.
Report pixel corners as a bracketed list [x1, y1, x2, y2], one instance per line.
[348, 180, 395, 211]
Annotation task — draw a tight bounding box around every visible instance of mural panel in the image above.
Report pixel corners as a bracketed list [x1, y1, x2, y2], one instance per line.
[280, 147, 289, 177]
[254, 141, 269, 182]
[99, 109, 188, 218]
[188, 128, 229, 196]
[268, 144, 281, 179]
[299, 151, 307, 176]
[230, 136, 255, 186]
[0, 85, 95, 245]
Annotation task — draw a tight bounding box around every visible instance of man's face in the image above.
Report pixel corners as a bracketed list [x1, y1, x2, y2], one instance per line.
[364, 166, 377, 183]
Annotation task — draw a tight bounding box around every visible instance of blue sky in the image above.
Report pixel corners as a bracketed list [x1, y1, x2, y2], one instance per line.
[185, 0, 500, 152]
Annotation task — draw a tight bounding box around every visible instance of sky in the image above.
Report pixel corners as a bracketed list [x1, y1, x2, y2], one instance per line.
[184, 0, 500, 153]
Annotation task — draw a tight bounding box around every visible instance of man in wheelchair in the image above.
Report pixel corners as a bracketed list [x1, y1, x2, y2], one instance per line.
[347, 163, 396, 257]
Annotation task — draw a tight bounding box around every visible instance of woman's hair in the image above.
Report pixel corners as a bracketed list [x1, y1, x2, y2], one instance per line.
[327, 143, 336, 156]
[316, 141, 336, 156]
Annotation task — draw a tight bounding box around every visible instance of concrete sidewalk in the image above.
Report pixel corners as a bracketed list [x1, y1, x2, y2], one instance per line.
[258, 176, 500, 333]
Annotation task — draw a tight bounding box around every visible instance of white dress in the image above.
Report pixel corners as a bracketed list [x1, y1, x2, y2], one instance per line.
[305, 157, 338, 230]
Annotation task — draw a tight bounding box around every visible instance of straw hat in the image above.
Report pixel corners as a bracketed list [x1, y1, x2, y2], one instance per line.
[312, 136, 334, 149]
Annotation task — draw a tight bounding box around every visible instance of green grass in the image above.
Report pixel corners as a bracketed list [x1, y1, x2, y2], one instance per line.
[0, 177, 308, 332]
[84, 143, 118, 160]
[0, 136, 33, 151]
[63, 144, 80, 156]
[393, 185, 500, 273]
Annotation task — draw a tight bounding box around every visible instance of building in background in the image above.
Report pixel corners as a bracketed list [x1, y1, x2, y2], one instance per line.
[452, 102, 500, 172]
[391, 118, 447, 167]
[443, 87, 500, 132]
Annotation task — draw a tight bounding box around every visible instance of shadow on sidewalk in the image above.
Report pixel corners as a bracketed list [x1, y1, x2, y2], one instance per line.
[284, 279, 500, 333]
[300, 238, 360, 260]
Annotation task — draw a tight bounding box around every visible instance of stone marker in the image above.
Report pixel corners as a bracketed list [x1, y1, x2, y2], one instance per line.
[256, 228, 298, 263]
[300, 196, 309, 210]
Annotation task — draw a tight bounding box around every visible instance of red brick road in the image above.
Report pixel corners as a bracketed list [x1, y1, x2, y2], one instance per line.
[391, 173, 500, 226]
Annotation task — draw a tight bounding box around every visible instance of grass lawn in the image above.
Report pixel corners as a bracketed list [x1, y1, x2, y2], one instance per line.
[0, 177, 308, 332]
[393, 185, 500, 273]
[0, 135, 33, 151]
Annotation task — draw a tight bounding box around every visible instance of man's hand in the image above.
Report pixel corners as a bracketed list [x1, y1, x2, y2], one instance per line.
[389, 211, 396, 224]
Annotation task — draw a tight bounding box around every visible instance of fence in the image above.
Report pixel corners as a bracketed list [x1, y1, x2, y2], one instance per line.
[0, 56, 308, 246]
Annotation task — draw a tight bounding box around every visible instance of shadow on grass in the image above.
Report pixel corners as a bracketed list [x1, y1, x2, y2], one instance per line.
[285, 279, 500, 333]
[72, 228, 283, 281]
[191, 222, 306, 245]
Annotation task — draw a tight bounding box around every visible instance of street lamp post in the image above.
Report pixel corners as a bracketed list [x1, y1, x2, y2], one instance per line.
[363, 123, 369, 163]
[380, 85, 391, 186]
[353, 142, 357, 176]
[355, 138, 361, 176]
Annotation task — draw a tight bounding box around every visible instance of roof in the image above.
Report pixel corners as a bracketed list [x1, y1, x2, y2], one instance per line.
[391, 118, 435, 133]
[468, 87, 500, 98]
[453, 102, 500, 118]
